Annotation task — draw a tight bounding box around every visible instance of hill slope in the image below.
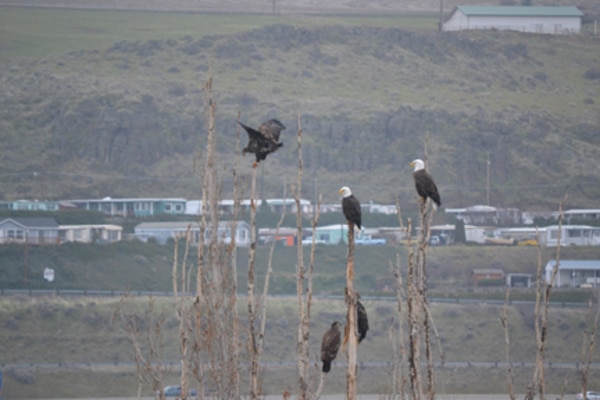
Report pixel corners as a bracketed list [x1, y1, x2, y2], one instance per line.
[1, 19, 599, 209]
[1, 295, 599, 397]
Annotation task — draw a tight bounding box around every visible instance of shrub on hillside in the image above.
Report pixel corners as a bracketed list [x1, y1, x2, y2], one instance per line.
[7, 367, 36, 385]
[584, 67, 600, 80]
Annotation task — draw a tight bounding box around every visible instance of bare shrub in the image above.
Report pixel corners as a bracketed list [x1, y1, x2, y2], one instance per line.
[584, 68, 600, 80]
[7, 367, 36, 385]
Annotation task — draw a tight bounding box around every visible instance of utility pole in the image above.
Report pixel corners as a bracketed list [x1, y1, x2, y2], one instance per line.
[486, 152, 491, 206]
[313, 177, 318, 220]
[438, 0, 444, 31]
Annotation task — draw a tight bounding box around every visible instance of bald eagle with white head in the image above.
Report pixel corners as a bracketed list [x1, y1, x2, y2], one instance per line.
[238, 119, 285, 165]
[410, 159, 441, 210]
[339, 186, 362, 230]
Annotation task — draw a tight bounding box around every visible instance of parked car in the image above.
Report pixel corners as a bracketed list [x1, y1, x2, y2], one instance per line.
[356, 235, 386, 245]
[301, 237, 327, 245]
[576, 391, 600, 400]
[158, 385, 198, 398]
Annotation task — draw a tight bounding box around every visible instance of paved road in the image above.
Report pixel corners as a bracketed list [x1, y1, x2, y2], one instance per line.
[23, 396, 565, 400]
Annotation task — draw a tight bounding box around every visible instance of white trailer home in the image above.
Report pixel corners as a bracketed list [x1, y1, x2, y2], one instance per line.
[542, 225, 600, 247]
[545, 260, 600, 288]
[442, 6, 584, 34]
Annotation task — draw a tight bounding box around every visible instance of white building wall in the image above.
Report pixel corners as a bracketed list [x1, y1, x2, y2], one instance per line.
[444, 14, 580, 34]
[465, 226, 488, 244]
[443, 11, 470, 31]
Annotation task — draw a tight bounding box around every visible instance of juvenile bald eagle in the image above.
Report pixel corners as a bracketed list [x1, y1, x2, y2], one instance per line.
[410, 159, 441, 209]
[339, 186, 362, 230]
[321, 321, 341, 373]
[238, 119, 286, 164]
[356, 296, 369, 344]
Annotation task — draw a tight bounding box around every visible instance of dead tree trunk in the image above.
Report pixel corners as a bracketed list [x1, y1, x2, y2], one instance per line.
[111, 295, 167, 400]
[501, 289, 517, 400]
[248, 162, 260, 399]
[406, 215, 423, 400]
[190, 77, 240, 400]
[345, 223, 358, 400]
[293, 117, 315, 400]
[392, 251, 408, 399]
[527, 201, 565, 400]
[174, 233, 192, 399]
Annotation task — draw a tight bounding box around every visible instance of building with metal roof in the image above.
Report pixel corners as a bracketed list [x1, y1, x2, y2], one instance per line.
[442, 6, 584, 34]
[0, 217, 59, 245]
[545, 260, 600, 288]
[133, 220, 251, 246]
[68, 197, 187, 217]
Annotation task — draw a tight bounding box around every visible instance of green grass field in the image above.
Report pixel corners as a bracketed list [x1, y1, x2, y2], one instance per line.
[0, 6, 438, 62]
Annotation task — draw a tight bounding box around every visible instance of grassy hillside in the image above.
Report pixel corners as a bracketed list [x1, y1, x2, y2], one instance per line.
[1, 7, 599, 210]
[0, 7, 439, 62]
[2, 239, 600, 295]
[2, 295, 599, 398]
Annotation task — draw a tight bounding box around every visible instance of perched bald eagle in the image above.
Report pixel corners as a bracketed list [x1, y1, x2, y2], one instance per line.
[356, 296, 369, 344]
[410, 159, 441, 209]
[339, 186, 362, 230]
[321, 321, 341, 373]
[238, 119, 286, 164]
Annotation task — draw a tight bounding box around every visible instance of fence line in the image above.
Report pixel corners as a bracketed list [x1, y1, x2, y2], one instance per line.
[0, 288, 590, 308]
[2, 359, 599, 370]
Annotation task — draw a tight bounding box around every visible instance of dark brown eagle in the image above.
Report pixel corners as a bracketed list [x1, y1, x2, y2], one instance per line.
[410, 159, 441, 209]
[321, 321, 341, 373]
[356, 296, 369, 344]
[238, 119, 285, 164]
[339, 186, 362, 230]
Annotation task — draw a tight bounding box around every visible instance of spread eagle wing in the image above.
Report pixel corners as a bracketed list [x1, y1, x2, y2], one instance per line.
[258, 118, 286, 142]
[238, 121, 283, 163]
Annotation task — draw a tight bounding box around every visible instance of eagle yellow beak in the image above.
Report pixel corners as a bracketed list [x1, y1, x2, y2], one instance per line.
[409, 161, 415, 168]
[338, 188, 344, 195]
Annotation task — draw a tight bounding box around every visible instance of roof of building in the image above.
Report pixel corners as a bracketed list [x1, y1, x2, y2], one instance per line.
[546, 225, 600, 230]
[563, 209, 600, 215]
[0, 217, 58, 228]
[135, 221, 248, 231]
[69, 197, 186, 203]
[545, 260, 600, 270]
[456, 6, 584, 18]
[472, 268, 505, 276]
[59, 224, 123, 230]
[316, 224, 348, 231]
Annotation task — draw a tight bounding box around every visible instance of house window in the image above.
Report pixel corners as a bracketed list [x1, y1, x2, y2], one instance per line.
[164, 203, 172, 212]
[175, 204, 183, 212]
[8, 229, 24, 239]
[550, 230, 559, 239]
[135, 202, 150, 211]
[568, 229, 582, 238]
